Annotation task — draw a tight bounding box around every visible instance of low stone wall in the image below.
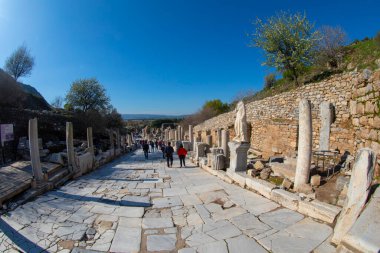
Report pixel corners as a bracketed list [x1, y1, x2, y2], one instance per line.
[194, 70, 380, 160]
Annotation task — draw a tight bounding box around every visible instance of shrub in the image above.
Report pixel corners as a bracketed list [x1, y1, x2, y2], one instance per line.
[264, 73, 276, 89]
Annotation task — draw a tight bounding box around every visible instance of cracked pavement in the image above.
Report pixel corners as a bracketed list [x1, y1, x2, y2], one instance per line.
[0, 149, 334, 252]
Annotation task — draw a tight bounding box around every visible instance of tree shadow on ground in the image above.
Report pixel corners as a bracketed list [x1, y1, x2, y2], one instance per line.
[48, 190, 152, 207]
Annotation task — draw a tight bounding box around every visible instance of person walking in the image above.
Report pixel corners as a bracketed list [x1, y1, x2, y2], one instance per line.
[142, 141, 149, 159]
[150, 140, 155, 152]
[160, 143, 166, 159]
[177, 144, 187, 167]
[164, 142, 174, 167]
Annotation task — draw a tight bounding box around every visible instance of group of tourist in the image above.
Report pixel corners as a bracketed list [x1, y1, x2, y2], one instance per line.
[140, 140, 188, 168]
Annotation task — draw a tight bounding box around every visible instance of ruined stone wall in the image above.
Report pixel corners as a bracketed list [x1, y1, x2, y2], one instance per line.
[194, 70, 380, 159]
[351, 70, 380, 159]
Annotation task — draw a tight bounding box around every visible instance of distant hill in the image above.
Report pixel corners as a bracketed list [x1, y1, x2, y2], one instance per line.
[122, 114, 187, 120]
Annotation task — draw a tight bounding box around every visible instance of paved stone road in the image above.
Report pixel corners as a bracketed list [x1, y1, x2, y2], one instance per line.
[0, 150, 334, 253]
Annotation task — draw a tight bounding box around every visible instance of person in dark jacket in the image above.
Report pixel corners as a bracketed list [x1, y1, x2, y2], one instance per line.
[142, 141, 149, 159]
[160, 143, 166, 159]
[177, 144, 187, 167]
[164, 142, 174, 167]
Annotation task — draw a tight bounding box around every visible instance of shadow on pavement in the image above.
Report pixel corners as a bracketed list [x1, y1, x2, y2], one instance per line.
[0, 217, 46, 253]
[49, 190, 151, 207]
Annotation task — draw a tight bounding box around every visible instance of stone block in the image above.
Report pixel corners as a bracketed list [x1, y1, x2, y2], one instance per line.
[270, 162, 295, 182]
[270, 189, 301, 211]
[254, 161, 265, 170]
[310, 175, 321, 186]
[298, 199, 341, 224]
[296, 183, 314, 194]
[332, 148, 376, 244]
[49, 153, 65, 165]
[245, 177, 276, 199]
[341, 187, 380, 253]
[226, 170, 246, 187]
[281, 178, 292, 190]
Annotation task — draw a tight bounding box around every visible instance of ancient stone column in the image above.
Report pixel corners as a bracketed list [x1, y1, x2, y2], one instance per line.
[109, 130, 115, 149]
[319, 101, 332, 151]
[217, 128, 222, 147]
[177, 126, 180, 141]
[164, 129, 168, 141]
[189, 125, 193, 143]
[87, 127, 94, 156]
[116, 129, 121, 150]
[66, 122, 79, 173]
[174, 130, 178, 141]
[332, 148, 376, 244]
[28, 118, 44, 182]
[206, 135, 212, 146]
[221, 129, 229, 158]
[294, 99, 313, 190]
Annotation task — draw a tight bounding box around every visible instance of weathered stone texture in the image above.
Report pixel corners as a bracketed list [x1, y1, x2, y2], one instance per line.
[194, 70, 380, 163]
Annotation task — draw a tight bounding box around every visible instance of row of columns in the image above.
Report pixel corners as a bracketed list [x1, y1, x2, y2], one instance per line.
[28, 118, 131, 186]
[294, 99, 333, 190]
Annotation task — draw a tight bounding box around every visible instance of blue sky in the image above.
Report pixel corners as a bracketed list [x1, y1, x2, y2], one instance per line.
[1, 0, 379, 115]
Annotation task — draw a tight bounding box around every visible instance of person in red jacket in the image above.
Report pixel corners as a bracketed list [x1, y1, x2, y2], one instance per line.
[177, 144, 188, 168]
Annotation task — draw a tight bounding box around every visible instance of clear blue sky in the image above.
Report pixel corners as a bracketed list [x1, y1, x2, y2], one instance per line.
[1, 0, 379, 115]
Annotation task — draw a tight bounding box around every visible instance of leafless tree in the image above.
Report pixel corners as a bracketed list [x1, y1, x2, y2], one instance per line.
[4, 45, 35, 81]
[51, 96, 64, 108]
[317, 26, 347, 68]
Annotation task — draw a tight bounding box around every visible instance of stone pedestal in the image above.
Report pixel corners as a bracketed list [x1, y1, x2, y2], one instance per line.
[195, 142, 209, 161]
[214, 154, 225, 170]
[28, 118, 44, 182]
[228, 141, 250, 172]
[181, 141, 192, 151]
[319, 101, 332, 151]
[295, 99, 313, 191]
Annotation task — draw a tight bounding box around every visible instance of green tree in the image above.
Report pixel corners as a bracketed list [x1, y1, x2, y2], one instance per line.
[202, 99, 230, 114]
[4, 45, 35, 81]
[249, 12, 320, 85]
[65, 78, 110, 112]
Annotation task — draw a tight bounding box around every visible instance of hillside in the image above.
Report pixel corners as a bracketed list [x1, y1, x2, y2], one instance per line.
[0, 69, 51, 110]
[237, 37, 380, 104]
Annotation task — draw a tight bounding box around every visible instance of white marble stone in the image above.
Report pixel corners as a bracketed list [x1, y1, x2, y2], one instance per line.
[259, 208, 304, 230]
[226, 234, 267, 253]
[152, 196, 183, 208]
[147, 234, 177, 251]
[110, 227, 141, 253]
[142, 217, 174, 229]
[197, 240, 228, 253]
[258, 218, 332, 253]
[341, 187, 380, 252]
[332, 148, 376, 244]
